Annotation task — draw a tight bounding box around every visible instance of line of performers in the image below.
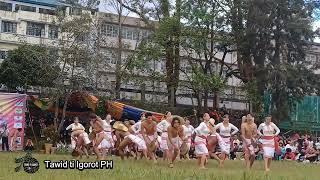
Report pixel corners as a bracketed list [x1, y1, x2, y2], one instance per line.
[67, 112, 280, 172]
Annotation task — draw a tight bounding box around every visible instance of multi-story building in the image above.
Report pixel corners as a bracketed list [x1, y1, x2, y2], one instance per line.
[1, 0, 318, 111]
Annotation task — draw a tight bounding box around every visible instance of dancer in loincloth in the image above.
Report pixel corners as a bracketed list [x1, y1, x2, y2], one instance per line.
[167, 116, 187, 168]
[194, 113, 216, 169]
[131, 113, 146, 159]
[71, 129, 91, 158]
[241, 113, 258, 169]
[114, 122, 147, 160]
[206, 118, 224, 166]
[257, 115, 280, 172]
[141, 112, 159, 163]
[66, 117, 86, 149]
[89, 114, 112, 160]
[182, 118, 194, 160]
[157, 111, 172, 161]
[215, 114, 239, 167]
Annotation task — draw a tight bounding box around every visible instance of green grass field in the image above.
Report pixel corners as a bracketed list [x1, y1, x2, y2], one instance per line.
[0, 152, 318, 180]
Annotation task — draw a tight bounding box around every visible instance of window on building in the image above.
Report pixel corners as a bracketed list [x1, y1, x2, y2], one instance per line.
[48, 25, 58, 39]
[75, 33, 88, 42]
[101, 24, 106, 35]
[106, 24, 118, 37]
[39, 8, 55, 15]
[0, 2, 12, 11]
[122, 27, 133, 40]
[0, 50, 8, 59]
[1, 21, 17, 33]
[70, 7, 82, 15]
[15, 5, 36, 12]
[310, 55, 317, 63]
[105, 52, 116, 65]
[26, 22, 45, 37]
[141, 30, 150, 39]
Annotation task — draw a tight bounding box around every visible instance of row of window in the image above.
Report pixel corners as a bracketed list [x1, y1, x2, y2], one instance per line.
[1, 21, 58, 39]
[0, 1, 55, 15]
[101, 24, 150, 41]
[0, 20, 150, 41]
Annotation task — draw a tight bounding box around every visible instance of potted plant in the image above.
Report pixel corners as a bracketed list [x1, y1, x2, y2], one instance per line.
[42, 125, 59, 154]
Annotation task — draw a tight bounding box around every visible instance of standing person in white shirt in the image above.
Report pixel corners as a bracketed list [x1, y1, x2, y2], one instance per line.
[194, 113, 215, 169]
[215, 114, 239, 167]
[102, 114, 114, 154]
[257, 115, 280, 172]
[182, 118, 194, 160]
[66, 117, 86, 149]
[157, 111, 172, 161]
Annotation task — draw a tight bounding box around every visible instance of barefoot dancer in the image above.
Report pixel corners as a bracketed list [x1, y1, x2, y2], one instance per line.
[72, 129, 91, 158]
[167, 116, 187, 168]
[66, 117, 86, 149]
[141, 113, 159, 163]
[114, 122, 148, 160]
[131, 113, 146, 159]
[241, 114, 258, 169]
[182, 118, 194, 160]
[257, 115, 280, 172]
[90, 114, 112, 160]
[194, 113, 215, 169]
[157, 111, 172, 161]
[215, 114, 239, 167]
[207, 118, 224, 166]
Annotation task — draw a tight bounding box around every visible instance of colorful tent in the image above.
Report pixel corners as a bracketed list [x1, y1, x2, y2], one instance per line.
[105, 101, 164, 122]
[30, 92, 98, 115]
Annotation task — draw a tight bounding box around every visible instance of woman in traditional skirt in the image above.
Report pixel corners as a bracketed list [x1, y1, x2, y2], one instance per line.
[182, 118, 194, 160]
[215, 114, 239, 167]
[157, 111, 172, 161]
[194, 113, 215, 169]
[257, 116, 280, 172]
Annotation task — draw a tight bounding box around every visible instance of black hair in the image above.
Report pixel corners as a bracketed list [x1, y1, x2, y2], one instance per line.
[89, 113, 97, 119]
[145, 112, 153, 117]
[171, 116, 181, 127]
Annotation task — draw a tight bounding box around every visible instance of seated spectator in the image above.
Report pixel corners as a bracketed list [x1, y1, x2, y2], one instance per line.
[275, 142, 285, 160]
[284, 140, 296, 160]
[24, 139, 34, 152]
[230, 142, 239, 160]
[305, 145, 319, 163]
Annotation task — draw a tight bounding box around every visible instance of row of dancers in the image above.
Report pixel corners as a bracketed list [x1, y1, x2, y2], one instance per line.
[68, 112, 280, 172]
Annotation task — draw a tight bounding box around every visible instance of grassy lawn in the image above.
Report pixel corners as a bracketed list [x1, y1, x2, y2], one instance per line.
[0, 152, 318, 180]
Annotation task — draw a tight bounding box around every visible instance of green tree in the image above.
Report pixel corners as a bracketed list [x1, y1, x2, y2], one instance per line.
[114, 0, 182, 107]
[0, 45, 60, 92]
[227, 0, 320, 121]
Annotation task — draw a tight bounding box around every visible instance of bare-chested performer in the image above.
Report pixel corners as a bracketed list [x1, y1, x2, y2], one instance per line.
[72, 129, 91, 158]
[131, 113, 146, 159]
[114, 122, 147, 160]
[141, 112, 159, 163]
[89, 114, 112, 160]
[167, 116, 187, 168]
[241, 113, 258, 169]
